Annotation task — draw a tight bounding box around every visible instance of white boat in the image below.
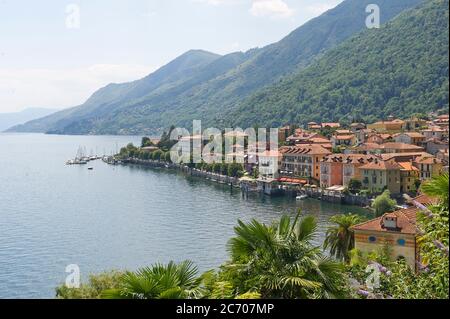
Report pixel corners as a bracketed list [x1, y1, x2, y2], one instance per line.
[296, 195, 308, 200]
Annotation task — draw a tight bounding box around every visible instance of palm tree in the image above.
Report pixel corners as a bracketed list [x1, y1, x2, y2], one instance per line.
[420, 173, 449, 208]
[102, 261, 205, 299]
[227, 212, 348, 299]
[324, 214, 366, 263]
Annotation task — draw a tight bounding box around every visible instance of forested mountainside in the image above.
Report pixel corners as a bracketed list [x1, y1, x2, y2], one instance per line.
[230, 0, 449, 128]
[8, 0, 425, 135]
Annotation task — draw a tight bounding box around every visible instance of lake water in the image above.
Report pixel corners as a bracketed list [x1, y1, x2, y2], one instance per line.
[0, 133, 369, 299]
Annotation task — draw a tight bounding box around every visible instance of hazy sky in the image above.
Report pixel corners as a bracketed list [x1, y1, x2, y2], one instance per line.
[0, 0, 343, 113]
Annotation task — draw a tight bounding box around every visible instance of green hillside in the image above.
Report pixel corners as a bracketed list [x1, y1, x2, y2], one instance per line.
[8, 0, 426, 135]
[231, 0, 449, 127]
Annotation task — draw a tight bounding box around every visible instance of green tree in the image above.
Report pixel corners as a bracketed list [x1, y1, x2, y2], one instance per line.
[372, 190, 397, 217]
[350, 174, 449, 299]
[420, 174, 449, 208]
[141, 137, 154, 148]
[252, 167, 259, 179]
[56, 271, 124, 299]
[348, 179, 363, 194]
[142, 151, 150, 160]
[164, 151, 172, 163]
[225, 212, 350, 299]
[324, 214, 365, 263]
[227, 163, 244, 178]
[102, 261, 205, 299]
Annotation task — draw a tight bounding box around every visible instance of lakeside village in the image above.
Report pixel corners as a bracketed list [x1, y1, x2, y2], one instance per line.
[95, 113, 449, 272]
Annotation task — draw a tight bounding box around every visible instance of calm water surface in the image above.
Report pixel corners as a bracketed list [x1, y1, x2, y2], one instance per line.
[0, 133, 369, 298]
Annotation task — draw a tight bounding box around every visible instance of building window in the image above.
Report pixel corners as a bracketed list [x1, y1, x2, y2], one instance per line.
[368, 236, 377, 243]
[397, 239, 406, 246]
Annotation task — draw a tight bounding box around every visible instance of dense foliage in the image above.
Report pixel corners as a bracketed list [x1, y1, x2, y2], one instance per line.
[324, 214, 366, 263]
[219, 213, 351, 299]
[232, 0, 449, 127]
[102, 261, 206, 299]
[348, 179, 363, 194]
[372, 190, 397, 217]
[56, 213, 352, 299]
[348, 174, 449, 299]
[56, 271, 124, 299]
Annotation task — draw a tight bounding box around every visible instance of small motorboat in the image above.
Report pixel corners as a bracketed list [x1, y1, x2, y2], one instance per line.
[88, 167, 94, 170]
[296, 194, 308, 200]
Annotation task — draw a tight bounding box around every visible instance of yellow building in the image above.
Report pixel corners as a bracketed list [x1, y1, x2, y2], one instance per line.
[280, 144, 331, 182]
[352, 207, 419, 270]
[368, 119, 405, 133]
[404, 117, 427, 131]
[394, 132, 426, 146]
[398, 162, 420, 193]
[359, 159, 402, 194]
[413, 155, 444, 180]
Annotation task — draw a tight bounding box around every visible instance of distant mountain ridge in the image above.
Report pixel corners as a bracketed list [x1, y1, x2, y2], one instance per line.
[229, 0, 449, 127]
[0, 108, 58, 132]
[9, 0, 425, 135]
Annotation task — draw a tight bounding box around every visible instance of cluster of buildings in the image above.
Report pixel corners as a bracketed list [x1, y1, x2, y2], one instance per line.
[170, 114, 447, 199]
[155, 115, 448, 271]
[259, 115, 448, 271]
[248, 115, 448, 197]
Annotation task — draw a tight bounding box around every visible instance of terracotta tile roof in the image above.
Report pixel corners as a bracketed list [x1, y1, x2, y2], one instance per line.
[259, 150, 282, 157]
[336, 130, 352, 135]
[423, 127, 445, 132]
[280, 144, 332, 155]
[335, 135, 355, 140]
[396, 132, 425, 138]
[414, 155, 443, 165]
[322, 154, 379, 164]
[382, 142, 424, 150]
[286, 132, 324, 141]
[411, 194, 439, 206]
[380, 152, 431, 161]
[352, 208, 418, 235]
[322, 123, 341, 128]
[372, 119, 405, 125]
[355, 143, 381, 151]
[398, 162, 419, 172]
[359, 159, 402, 170]
[309, 137, 331, 144]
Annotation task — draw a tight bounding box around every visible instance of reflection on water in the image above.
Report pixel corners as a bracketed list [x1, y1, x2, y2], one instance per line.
[0, 133, 369, 298]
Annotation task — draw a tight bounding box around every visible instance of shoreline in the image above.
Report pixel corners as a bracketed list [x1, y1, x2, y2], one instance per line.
[113, 157, 373, 209]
